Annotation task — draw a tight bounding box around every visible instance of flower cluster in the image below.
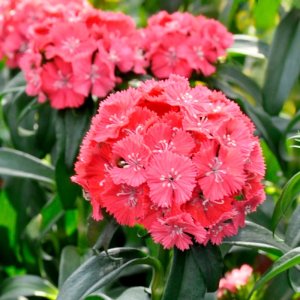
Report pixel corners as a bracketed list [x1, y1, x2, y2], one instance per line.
[1, 1, 233, 110]
[143, 11, 233, 79]
[72, 75, 265, 250]
[0, 0, 86, 68]
[1, 0, 147, 109]
[217, 265, 254, 299]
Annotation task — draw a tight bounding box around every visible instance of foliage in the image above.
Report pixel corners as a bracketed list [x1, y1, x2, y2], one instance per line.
[0, 0, 300, 300]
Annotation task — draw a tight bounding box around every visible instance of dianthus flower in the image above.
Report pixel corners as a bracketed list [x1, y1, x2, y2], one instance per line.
[1, 0, 148, 109]
[143, 11, 233, 79]
[0, 0, 87, 68]
[73, 75, 265, 251]
[217, 264, 253, 299]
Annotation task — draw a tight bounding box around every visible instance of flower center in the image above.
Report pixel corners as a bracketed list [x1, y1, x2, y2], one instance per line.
[54, 71, 71, 89]
[106, 114, 127, 128]
[62, 37, 80, 54]
[205, 157, 226, 183]
[117, 185, 138, 207]
[160, 168, 181, 189]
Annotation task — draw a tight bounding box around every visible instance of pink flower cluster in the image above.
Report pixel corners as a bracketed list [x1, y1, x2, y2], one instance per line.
[143, 11, 233, 79]
[72, 75, 265, 250]
[1, 1, 233, 110]
[1, 0, 147, 109]
[218, 264, 253, 299]
[0, 0, 86, 68]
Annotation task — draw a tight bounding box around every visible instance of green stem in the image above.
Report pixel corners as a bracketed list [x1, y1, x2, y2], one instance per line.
[142, 256, 165, 300]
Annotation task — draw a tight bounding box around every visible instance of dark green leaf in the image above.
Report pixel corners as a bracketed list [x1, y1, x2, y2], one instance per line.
[263, 272, 295, 300]
[217, 65, 263, 105]
[288, 267, 300, 293]
[40, 195, 64, 237]
[0, 72, 26, 95]
[2, 91, 45, 157]
[162, 248, 206, 300]
[55, 155, 80, 209]
[92, 216, 119, 251]
[55, 102, 94, 170]
[57, 248, 151, 300]
[285, 205, 300, 247]
[85, 295, 113, 300]
[190, 244, 223, 292]
[263, 9, 300, 115]
[223, 221, 290, 256]
[0, 275, 58, 300]
[249, 247, 300, 299]
[271, 171, 300, 232]
[116, 287, 150, 300]
[159, 0, 183, 12]
[227, 34, 269, 59]
[58, 246, 82, 288]
[0, 147, 54, 184]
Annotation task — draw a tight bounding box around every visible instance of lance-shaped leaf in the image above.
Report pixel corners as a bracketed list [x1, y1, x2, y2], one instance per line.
[0, 148, 54, 184]
[0, 275, 58, 300]
[271, 171, 300, 232]
[248, 247, 300, 299]
[223, 221, 290, 256]
[263, 9, 300, 115]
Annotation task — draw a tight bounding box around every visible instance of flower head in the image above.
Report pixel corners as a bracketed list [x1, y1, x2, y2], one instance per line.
[73, 76, 265, 250]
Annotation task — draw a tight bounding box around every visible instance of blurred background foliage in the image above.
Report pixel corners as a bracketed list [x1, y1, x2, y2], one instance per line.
[0, 0, 300, 299]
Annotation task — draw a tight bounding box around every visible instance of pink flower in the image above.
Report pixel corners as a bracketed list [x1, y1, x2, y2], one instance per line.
[19, 52, 42, 96]
[102, 181, 150, 226]
[218, 264, 253, 299]
[150, 213, 207, 250]
[46, 22, 96, 61]
[72, 46, 116, 98]
[41, 57, 85, 109]
[91, 89, 141, 142]
[73, 76, 265, 250]
[150, 33, 192, 78]
[109, 134, 151, 187]
[193, 141, 246, 201]
[144, 11, 233, 79]
[183, 187, 235, 228]
[146, 151, 197, 207]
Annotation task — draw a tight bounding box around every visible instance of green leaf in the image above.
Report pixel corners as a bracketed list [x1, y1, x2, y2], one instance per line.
[263, 9, 300, 115]
[217, 65, 263, 105]
[223, 221, 290, 256]
[0, 72, 26, 95]
[55, 155, 80, 209]
[288, 267, 300, 293]
[162, 248, 206, 300]
[0, 190, 17, 265]
[227, 34, 269, 59]
[58, 246, 82, 288]
[92, 216, 119, 252]
[55, 101, 94, 170]
[253, 0, 280, 30]
[116, 287, 150, 300]
[40, 195, 64, 237]
[249, 247, 300, 299]
[2, 91, 45, 157]
[271, 171, 300, 232]
[285, 205, 300, 247]
[0, 148, 54, 184]
[190, 244, 223, 292]
[57, 248, 152, 300]
[0, 275, 58, 300]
